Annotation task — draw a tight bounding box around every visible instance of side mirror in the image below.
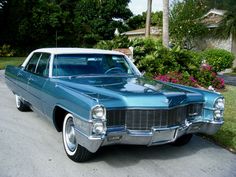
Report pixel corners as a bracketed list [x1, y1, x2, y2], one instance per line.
[141, 71, 146, 76]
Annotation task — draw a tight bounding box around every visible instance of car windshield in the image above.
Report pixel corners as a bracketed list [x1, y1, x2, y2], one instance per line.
[53, 54, 137, 77]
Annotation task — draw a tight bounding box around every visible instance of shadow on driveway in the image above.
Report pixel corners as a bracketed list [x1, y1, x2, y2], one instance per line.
[89, 135, 221, 167]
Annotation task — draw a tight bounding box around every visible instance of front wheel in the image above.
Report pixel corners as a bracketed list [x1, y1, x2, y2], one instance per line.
[172, 134, 193, 146]
[62, 113, 92, 162]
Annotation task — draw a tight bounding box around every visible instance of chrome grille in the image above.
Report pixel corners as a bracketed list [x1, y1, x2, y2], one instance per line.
[106, 104, 203, 131]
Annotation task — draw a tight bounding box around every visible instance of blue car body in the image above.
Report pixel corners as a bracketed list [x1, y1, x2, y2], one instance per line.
[5, 48, 224, 158]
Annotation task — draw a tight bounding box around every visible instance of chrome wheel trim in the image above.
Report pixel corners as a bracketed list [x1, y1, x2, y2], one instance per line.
[63, 114, 77, 156]
[15, 95, 21, 108]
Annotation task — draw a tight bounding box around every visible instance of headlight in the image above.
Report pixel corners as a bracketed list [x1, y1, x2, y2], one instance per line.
[215, 98, 225, 110]
[214, 98, 225, 120]
[92, 105, 106, 120]
[91, 105, 106, 136]
[92, 122, 106, 135]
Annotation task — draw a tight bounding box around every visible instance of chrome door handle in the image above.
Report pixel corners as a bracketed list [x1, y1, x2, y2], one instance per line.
[17, 72, 23, 77]
[29, 77, 34, 81]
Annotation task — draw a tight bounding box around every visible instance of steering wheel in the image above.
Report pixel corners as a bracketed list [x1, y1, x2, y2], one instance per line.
[104, 67, 125, 74]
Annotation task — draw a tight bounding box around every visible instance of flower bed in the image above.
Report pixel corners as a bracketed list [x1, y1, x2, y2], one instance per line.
[154, 64, 225, 90]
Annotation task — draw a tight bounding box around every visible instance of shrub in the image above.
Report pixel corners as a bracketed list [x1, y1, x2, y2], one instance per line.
[95, 35, 131, 50]
[137, 46, 201, 77]
[137, 46, 180, 75]
[155, 64, 225, 89]
[154, 71, 198, 87]
[95, 37, 163, 65]
[132, 38, 162, 64]
[0, 44, 15, 57]
[95, 37, 226, 89]
[195, 64, 225, 89]
[202, 49, 234, 72]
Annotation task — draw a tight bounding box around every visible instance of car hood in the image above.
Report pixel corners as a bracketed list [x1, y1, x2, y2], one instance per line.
[53, 76, 204, 108]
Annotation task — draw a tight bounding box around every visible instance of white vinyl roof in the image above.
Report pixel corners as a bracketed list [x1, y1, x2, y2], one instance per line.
[32, 48, 124, 55]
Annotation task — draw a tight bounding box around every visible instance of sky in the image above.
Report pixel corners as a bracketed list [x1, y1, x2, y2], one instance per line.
[129, 0, 164, 15]
[129, 0, 176, 15]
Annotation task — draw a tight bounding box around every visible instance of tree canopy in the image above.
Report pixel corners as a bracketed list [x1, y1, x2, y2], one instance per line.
[126, 11, 163, 30]
[169, 0, 208, 49]
[0, 0, 132, 54]
[204, 0, 236, 11]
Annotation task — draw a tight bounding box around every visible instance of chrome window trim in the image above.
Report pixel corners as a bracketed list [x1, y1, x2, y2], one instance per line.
[49, 53, 54, 78]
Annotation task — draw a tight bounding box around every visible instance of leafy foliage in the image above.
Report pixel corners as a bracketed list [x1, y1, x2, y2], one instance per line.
[0, 44, 15, 57]
[126, 11, 163, 30]
[199, 0, 236, 41]
[155, 64, 225, 89]
[97, 37, 229, 89]
[131, 38, 163, 65]
[213, 8, 236, 40]
[204, 0, 236, 11]
[96, 36, 163, 65]
[74, 0, 132, 47]
[202, 49, 234, 72]
[170, 0, 208, 49]
[155, 72, 198, 87]
[137, 45, 200, 76]
[95, 35, 131, 50]
[0, 0, 132, 54]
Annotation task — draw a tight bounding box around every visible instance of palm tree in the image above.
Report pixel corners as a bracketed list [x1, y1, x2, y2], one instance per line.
[215, 10, 236, 40]
[162, 0, 169, 47]
[215, 9, 236, 66]
[145, 0, 152, 37]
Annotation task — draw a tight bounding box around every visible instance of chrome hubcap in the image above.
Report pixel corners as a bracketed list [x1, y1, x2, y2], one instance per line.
[65, 117, 76, 152]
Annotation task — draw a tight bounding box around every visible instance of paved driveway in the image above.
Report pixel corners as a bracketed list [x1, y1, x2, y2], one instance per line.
[219, 75, 236, 86]
[0, 70, 235, 177]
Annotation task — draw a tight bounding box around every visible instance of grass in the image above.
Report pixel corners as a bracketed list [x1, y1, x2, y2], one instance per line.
[0, 57, 25, 70]
[209, 85, 236, 153]
[224, 72, 236, 76]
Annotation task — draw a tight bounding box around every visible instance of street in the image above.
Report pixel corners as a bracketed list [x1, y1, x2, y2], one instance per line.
[0, 70, 235, 177]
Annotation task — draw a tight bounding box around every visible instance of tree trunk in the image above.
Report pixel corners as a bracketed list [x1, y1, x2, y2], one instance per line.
[145, 0, 152, 37]
[162, 0, 169, 47]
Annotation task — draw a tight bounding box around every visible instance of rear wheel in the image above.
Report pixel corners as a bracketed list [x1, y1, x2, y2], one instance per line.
[15, 95, 30, 112]
[62, 113, 92, 162]
[172, 134, 193, 146]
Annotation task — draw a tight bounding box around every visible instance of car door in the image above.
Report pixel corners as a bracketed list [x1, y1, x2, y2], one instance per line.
[17, 53, 42, 100]
[26, 53, 51, 112]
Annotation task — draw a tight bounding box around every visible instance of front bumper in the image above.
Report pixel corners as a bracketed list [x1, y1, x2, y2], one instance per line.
[74, 119, 223, 153]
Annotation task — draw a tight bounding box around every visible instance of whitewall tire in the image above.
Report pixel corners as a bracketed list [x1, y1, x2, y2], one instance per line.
[62, 113, 92, 162]
[15, 94, 30, 112]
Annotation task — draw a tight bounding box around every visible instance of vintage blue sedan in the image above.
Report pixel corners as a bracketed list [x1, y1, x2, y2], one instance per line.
[5, 48, 224, 162]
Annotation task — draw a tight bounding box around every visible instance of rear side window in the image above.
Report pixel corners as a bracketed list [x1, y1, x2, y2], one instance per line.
[35, 53, 51, 77]
[25, 53, 41, 73]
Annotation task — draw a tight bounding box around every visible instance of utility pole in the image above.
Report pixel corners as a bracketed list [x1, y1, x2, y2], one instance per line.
[145, 0, 152, 37]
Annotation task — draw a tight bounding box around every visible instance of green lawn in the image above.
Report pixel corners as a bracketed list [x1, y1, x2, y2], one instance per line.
[0, 57, 25, 70]
[209, 85, 236, 152]
[225, 72, 236, 76]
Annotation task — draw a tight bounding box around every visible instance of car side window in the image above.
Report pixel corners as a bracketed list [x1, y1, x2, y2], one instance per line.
[35, 53, 51, 77]
[25, 53, 41, 73]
